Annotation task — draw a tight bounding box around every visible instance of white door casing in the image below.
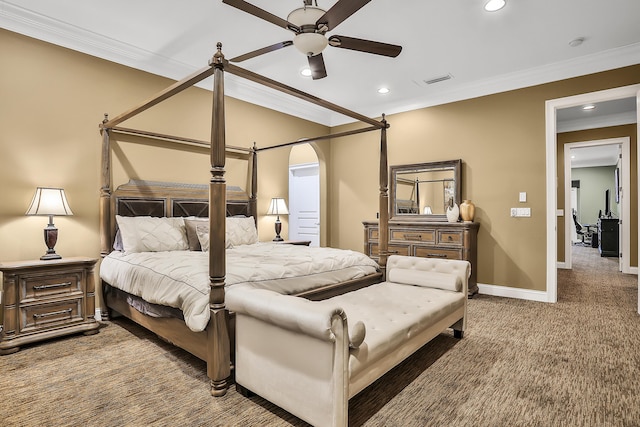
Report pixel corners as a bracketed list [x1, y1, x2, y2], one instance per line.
[546, 83, 640, 307]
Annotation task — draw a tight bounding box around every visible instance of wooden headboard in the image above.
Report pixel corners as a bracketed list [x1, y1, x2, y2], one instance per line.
[108, 179, 256, 247]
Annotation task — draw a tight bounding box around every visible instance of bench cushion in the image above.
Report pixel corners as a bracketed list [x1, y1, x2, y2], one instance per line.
[316, 281, 465, 379]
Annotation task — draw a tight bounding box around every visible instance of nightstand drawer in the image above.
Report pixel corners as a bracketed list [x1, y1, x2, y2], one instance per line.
[414, 246, 463, 260]
[22, 271, 82, 301]
[437, 230, 464, 246]
[21, 298, 83, 333]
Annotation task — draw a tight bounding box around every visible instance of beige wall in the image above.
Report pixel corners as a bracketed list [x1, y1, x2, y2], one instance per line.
[2, 29, 639, 295]
[0, 30, 327, 267]
[330, 65, 640, 291]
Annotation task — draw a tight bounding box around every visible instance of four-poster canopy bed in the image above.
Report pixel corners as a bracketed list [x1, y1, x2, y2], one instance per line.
[98, 43, 391, 396]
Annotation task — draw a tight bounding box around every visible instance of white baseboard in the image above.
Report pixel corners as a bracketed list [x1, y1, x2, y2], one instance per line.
[95, 308, 102, 322]
[627, 266, 638, 275]
[477, 283, 550, 303]
[556, 262, 568, 269]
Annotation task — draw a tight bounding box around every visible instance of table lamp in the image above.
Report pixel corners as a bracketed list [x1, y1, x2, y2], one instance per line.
[26, 187, 74, 260]
[266, 198, 289, 242]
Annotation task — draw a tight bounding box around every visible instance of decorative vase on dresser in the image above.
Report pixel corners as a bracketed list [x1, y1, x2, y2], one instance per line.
[446, 202, 460, 223]
[460, 200, 476, 222]
[0, 257, 99, 354]
[363, 220, 480, 297]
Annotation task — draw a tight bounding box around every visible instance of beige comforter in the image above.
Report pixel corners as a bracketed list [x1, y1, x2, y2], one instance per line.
[100, 243, 379, 332]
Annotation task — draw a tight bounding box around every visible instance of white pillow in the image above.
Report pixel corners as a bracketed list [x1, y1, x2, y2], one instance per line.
[387, 268, 462, 292]
[115, 216, 189, 253]
[226, 216, 258, 247]
[196, 224, 210, 252]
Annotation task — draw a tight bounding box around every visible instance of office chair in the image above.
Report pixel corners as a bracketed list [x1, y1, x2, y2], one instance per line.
[572, 213, 593, 246]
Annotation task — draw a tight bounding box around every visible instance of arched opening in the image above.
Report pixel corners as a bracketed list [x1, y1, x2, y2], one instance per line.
[288, 143, 321, 246]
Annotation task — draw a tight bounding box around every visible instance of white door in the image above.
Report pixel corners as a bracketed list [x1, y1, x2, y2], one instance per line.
[570, 187, 578, 243]
[617, 144, 623, 272]
[289, 163, 320, 246]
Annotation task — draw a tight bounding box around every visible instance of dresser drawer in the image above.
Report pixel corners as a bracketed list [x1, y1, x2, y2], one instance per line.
[437, 230, 464, 246]
[368, 243, 410, 257]
[21, 271, 82, 301]
[390, 228, 435, 244]
[20, 298, 83, 333]
[414, 246, 463, 260]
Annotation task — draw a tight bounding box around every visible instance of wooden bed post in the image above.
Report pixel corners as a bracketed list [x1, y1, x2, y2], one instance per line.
[378, 114, 389, 277]
[99, 114, 112, 319]
[249, 142, 258, 220]
[208, 43, 230, 396]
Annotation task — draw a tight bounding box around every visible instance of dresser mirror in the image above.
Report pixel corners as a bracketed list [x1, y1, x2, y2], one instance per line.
[390, 159, 461, 221]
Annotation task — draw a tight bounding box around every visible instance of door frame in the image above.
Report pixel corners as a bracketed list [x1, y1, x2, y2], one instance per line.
[562, 137, 630, 272]
[545, 83, 640, 306]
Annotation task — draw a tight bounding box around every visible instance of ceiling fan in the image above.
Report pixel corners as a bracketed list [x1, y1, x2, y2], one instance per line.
[222, 0, 402, 80]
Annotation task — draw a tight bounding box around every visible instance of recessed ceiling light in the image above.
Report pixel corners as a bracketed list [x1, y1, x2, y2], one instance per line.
[484, 0, 506, 12]
[582, 104, 596, 111]
[569, 37, 585, 47]
[377, 87, 390, 94]
[300, 68, 312, 77]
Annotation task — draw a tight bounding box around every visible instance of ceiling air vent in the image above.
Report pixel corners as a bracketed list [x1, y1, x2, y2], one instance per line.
[412, 73, 453, 88]
[424, 73, 453, 85]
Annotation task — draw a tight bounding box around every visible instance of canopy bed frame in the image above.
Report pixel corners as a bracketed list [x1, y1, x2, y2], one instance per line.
[99, 43, 390, 396]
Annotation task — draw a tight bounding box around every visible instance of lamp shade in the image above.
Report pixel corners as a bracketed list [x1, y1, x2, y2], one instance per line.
[26, 187, 73, 216]
[266, 198, 289, 216]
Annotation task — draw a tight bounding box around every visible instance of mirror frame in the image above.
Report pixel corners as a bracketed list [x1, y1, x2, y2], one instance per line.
[389, 159, 462, 222]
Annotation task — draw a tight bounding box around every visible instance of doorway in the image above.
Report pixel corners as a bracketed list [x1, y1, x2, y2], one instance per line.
[289, 144, 320, 247]
[545, 83, 640, 313]
[563, 138, 630, 273]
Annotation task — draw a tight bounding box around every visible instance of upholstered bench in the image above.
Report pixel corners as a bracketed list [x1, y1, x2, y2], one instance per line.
[226, 255, 470, 427]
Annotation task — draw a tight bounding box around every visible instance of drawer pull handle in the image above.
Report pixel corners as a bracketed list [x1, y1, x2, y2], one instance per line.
[33, 308, 73, 319]
[33, 282, 72, 291]
[403, 234, 423, 241]
[448, 236, 453, 241]
[427, 253, 448, 258]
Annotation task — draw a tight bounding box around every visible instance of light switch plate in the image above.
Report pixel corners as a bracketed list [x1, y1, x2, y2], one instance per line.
[519, 192, 527, 202]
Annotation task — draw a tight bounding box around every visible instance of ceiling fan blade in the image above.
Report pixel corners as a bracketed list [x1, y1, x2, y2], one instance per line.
[328, 35, 402, 57]
[222, 0, 299, 32]
[316, 0, 371, 32]
[229, 41, 293, 62]
[308, 54, 327, 80]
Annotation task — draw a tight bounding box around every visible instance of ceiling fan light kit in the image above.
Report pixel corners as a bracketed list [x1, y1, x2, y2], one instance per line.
[293, 32, 328, 56]
[223, 0, 402, 80]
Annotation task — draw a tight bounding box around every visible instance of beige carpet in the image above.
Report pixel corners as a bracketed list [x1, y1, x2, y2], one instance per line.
[1, 246, 639, 426]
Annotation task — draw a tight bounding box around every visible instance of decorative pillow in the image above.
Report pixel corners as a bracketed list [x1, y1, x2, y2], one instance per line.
[226, 216, 258, 247]
[113, 229, 124, 251]
[115, 215, 189, 253]
[387, 268, 462, 292]
[196, 224, 210, 252]
[184, 218, 209, 251]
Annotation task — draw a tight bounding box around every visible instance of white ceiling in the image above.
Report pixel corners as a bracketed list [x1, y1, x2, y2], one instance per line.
[1, 0, 640, 127]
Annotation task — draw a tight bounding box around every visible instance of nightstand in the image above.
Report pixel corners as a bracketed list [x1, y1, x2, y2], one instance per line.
[0, 257, 99, 355]
[278, 240, 312, 246]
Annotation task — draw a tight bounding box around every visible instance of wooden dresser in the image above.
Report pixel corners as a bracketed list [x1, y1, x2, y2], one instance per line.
[363, 220, 480, 296]
[0, 257, 99, 354]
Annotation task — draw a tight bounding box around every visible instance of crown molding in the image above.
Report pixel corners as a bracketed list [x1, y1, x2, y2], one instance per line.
[0, 2, 333, 126]
[2, 2, 639, 128]
[355, 42, 640, 125]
